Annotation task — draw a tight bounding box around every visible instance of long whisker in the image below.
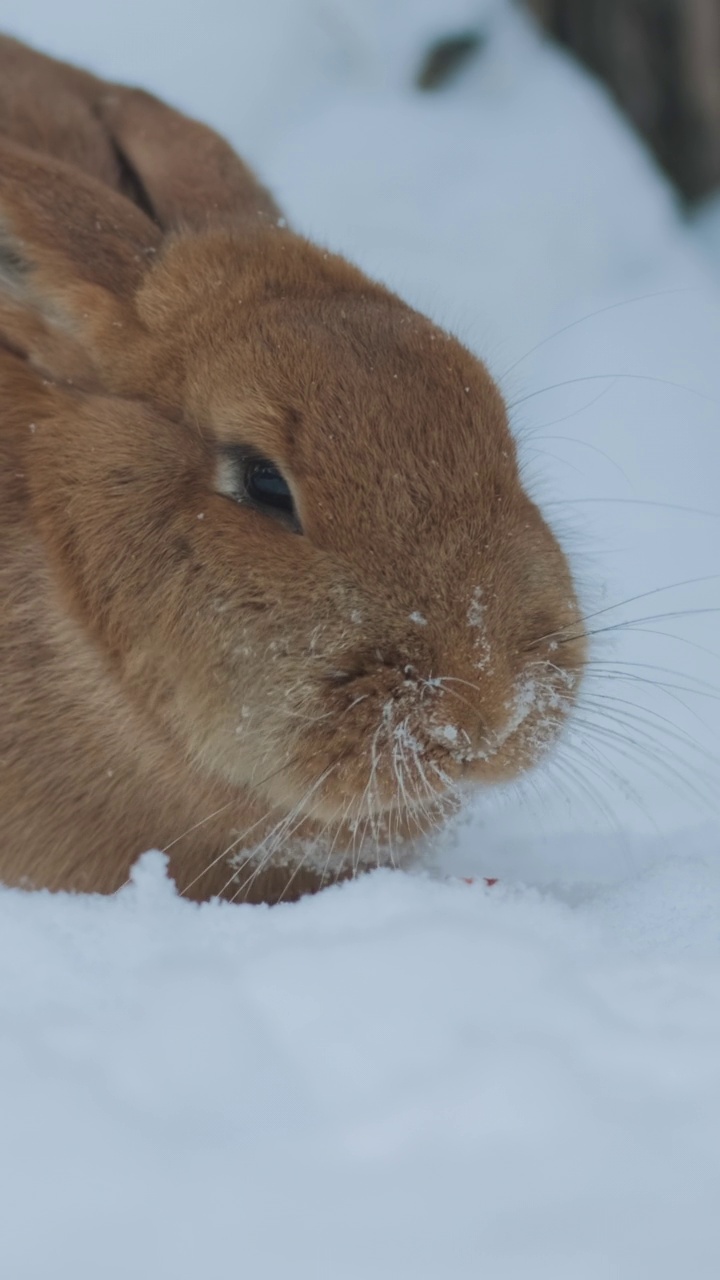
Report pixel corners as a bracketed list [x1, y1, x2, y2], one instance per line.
[318, 797, 354, 891]
[582, 658, 720, 696]
[528, 430, 629, 479]
[508, 371, 713, 412]
[516, 379, 618, 436]
[277, 790, 349, 905]
[558, 733, 655, 826]
[564, 606, 720, 647]
[178, 808, 275, 898]
[499, 288, 697, 380]
[573, 716, 720, 813]
[227, 764, 336, 903]
[578, 693, 720, 773]
[168, 753, 298, 856]
[173, 745, 335, 896]
[529, 573, 720, 649]
[545, 497, 720, 521]
[546, 744, 631, 835]
[581, 669, 714, 732]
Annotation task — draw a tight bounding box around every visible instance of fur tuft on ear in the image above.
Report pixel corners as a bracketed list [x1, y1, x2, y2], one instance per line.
[0, 138, 161, 378]
[97, 87, 284, 233]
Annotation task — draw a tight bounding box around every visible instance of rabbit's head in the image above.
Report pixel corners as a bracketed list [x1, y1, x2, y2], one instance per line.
[0, 90, 585, 852]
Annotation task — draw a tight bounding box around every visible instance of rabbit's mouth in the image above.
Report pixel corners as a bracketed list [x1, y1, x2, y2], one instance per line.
[253, 640, 585, 848]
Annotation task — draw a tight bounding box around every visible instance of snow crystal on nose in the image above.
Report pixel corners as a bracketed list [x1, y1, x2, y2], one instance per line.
[505, 676, 539, 736]
[493, 665, 575, 757]
[467, 587, 493, 672]
[467, 587, 484, 628]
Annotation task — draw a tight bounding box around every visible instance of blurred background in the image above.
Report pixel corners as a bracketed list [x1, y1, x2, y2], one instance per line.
[530, 0, 720, 203]
[1, 0, 719, 875]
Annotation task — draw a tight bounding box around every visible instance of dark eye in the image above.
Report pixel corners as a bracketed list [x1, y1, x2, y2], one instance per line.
[245, 459, 295, 516]
[216, 447, 301, 531]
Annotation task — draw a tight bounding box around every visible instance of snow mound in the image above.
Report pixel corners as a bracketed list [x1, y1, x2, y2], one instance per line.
[2, 847, 720, 1279]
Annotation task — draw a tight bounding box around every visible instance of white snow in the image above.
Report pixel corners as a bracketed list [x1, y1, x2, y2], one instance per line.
[2, 1, 720, 1275]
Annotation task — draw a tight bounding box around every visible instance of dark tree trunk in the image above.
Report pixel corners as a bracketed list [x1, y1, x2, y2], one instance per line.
[527, 0, 720, 202]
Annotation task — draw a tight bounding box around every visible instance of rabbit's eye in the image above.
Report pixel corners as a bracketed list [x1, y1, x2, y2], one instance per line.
[244, 459, 295, 515]
[216, 447, 300, 530]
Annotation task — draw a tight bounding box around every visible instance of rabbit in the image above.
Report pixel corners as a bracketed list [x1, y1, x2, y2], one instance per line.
[0, 35, 586, 902]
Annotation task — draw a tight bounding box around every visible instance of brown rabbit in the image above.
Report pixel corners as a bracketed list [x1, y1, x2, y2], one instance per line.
[0, 36, 586, 902]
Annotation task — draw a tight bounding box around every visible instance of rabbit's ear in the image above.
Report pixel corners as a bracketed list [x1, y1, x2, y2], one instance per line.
[0, 140, 160, 377]
[98, 87, 283, 232]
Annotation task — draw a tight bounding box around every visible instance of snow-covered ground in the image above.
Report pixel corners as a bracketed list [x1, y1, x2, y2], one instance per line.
[1, 1, 720, 1275]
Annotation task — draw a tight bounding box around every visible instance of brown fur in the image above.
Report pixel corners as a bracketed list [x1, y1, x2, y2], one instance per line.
[0, 35, 586, 902]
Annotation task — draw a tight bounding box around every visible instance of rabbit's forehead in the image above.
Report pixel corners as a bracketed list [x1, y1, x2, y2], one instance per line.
[208, 309, 511, 479]
[159, 240, 510, 484]
[291, 361, 514, 502]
